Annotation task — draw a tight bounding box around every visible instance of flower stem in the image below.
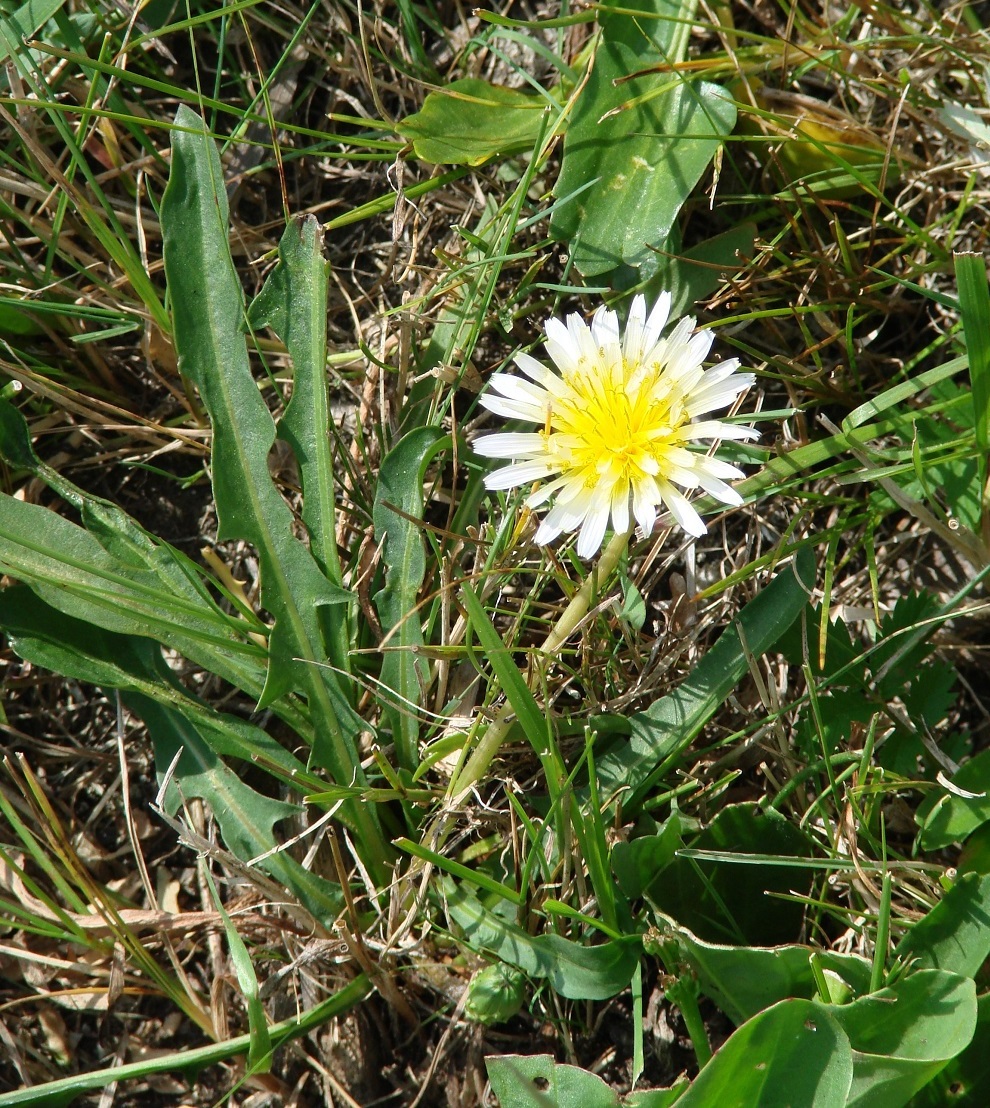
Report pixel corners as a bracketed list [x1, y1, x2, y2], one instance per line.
[449, 528, 633, 803]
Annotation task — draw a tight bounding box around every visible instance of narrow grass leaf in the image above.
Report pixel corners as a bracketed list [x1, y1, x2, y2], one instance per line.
[395, 838, 523, 904]
[459, 580, 552, 765]
[953, 252, 990, 496]
[204, 869, 272, 1073]
[595, 547, 815, 806]
[0, 974, 372, 1108]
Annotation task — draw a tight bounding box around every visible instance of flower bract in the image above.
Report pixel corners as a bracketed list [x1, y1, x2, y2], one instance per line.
[474, 293, 756, 558]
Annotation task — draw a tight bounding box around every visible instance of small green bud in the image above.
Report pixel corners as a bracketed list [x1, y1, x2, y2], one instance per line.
[464, 962, 526, 1026]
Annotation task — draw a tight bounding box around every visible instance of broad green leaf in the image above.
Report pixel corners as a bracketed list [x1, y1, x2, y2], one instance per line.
[660, 223, 757, 324]
[916, 747, 990, 850]
[907, 376, 981, 533]
[0, 0, 73, 66]
[894, 872, 990, 979]
[644, 912, 873, 1026]
[912, 992, 990, 1106]
[397, 78, 548, 166]
[446, 881, 640, 1000]
[248, 215, 343, 591]
[596, 547, 815, 806]
[0, 587, 306, 780]
[675, 999, 852, 1107]
[870, 592, 943, 697]
[133, 693, 343, 924]
[822, 969, 977, 1108]
[486, 1054, 684, 1107]
[644, 803, 815, 945]
[0, 300, 44, 336]
[611, 814, 682, 899]
[619, 574, 647, 632]
[551, 0, 736, 279]
[0, 396, 273, 703]
[161, 108, 386, 866]
[0, 491, 269, 697]
[162, 106, 348, 707]
[372, 427, 447, 771]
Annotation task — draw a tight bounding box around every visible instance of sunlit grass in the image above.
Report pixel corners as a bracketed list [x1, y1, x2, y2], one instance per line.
[1, 0, 989, 1103]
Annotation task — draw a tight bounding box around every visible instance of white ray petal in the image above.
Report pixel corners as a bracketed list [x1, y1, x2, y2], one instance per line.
[687, 420, 759, 441]
[643, 292, 672, 353]
[487, 373, 549, 405]
[621, 295, 647, 366]
[692, 455, 745, 481]
[686, 374, 756, 417]
[525, 474, 570, 508]
[484, 460, 557, 490]
[632, 475, 659, 535]
[610, 480, 630, 534]
[590, 304, 620, 350]
[473, 432, 548, 459]
[545, 316, 580, 372]
[694, 472, 743, 505]
[479, 395, 546, 422]
[577, 501, 610, 558]
[514, 352, 567, 395]
[658, 480, 707, 537]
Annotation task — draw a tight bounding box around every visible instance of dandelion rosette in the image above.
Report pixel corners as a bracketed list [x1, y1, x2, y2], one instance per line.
[474, 293, 757, 558]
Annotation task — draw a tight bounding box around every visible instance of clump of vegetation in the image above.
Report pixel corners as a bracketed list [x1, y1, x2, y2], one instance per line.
[1, 0, 989, 1104]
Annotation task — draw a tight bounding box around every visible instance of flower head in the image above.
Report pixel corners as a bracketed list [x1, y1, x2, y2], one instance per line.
[474, 293, 756, 558]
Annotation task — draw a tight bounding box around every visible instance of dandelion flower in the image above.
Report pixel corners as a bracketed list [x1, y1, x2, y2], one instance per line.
[474, 293, 756, 558]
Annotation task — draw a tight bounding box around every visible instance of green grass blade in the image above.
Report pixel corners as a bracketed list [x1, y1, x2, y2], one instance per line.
[204, 869, 272, 1073]
[394, 837, 524, 904]
[953, 252, 990, 502]
[0, 974, 372, 1107]
[459, 579, 554, 773]
[596, 546, 815, 807]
